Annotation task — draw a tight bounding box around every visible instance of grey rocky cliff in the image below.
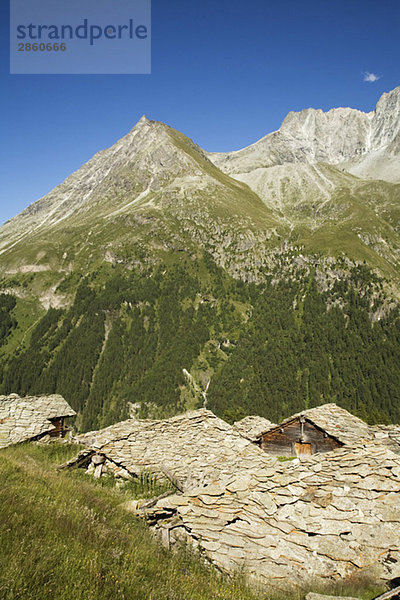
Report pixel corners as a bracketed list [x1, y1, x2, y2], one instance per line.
[209, 87, 400, 182]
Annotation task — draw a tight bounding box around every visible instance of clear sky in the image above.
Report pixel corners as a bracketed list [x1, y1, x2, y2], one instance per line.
[1, 0, 399, 225]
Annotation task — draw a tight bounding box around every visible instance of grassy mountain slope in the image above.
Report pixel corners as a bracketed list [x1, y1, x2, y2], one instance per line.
[221, 163, 400, 282]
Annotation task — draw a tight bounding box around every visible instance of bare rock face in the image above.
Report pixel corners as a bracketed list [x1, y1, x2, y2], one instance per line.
[209, 87, 400, 183]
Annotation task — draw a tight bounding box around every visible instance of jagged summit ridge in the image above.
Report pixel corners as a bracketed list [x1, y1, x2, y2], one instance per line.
[209, 86, 400, 181]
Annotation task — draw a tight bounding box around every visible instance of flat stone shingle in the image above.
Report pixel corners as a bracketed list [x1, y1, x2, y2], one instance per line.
[145, 441, 400, 588]
[76, 409, 275, 489]
[233, 415, 277, 441]
[65, 405, 400, 587]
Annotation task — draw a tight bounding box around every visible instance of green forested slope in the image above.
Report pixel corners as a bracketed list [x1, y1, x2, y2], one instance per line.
[208, 269, 400, 424]
[1, 254, 399, 430]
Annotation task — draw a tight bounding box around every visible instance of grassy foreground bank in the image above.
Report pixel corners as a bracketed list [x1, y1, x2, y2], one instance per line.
[0, 443, 383, 600]
[0, 443, 265, 600]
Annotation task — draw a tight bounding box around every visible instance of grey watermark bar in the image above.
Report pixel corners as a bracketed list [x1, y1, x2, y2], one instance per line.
[10, 0, 151, 74]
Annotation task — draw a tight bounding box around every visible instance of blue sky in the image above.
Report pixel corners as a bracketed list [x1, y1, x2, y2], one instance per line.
[1, 0, 399, 225]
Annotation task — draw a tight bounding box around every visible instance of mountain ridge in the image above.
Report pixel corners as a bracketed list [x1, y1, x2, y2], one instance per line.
[0, 114, 283, 285]
[209, 86, 400, 180]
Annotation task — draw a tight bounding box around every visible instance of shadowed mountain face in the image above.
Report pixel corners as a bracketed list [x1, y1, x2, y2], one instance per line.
[0, 89, 400, 430]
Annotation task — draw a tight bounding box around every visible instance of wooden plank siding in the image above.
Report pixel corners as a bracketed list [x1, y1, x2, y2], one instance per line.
[259, 417, 343, 456]
[49, 417, 67, 438]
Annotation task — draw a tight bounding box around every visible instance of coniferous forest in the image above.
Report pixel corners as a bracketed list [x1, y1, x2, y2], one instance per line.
[1, 253, 400, 431]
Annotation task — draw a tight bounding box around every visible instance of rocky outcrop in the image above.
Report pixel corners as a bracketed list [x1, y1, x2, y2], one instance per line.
[210, 87, 400, 183]
[207, 88, 400, 256]
[1, 87, 399, 298]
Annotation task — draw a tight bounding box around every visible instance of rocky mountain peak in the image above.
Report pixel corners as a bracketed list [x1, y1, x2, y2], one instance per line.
[0, 115, 211, 253]
[209, 87, 400, 183]
[0, 110, 257, 258]
[371, 86, 400, 150]
[375, 85, 400, 112]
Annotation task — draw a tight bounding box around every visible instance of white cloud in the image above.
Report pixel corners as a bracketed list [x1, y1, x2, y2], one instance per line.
[363, 72, 380, 83]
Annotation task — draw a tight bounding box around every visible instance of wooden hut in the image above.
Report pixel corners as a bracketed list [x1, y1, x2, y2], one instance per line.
[258, 415, 343, 456]
[256, 403, 374, 457]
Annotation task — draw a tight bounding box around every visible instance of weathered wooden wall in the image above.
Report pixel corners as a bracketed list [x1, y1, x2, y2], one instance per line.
[259, 418, 342, 456]
[49, 417, 66, 438]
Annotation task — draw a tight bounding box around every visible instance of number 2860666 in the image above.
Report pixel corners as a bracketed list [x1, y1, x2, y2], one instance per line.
[18, 43, 67, 51]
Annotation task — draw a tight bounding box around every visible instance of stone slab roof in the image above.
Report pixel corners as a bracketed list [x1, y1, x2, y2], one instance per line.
[257, 403, 375, 446]
[372, 424, 400, 451]
[0, 393, 76, 449]
[233, 415, 277, 442]
[143, 442, 400, 589]
[72, 409, 273, 490]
